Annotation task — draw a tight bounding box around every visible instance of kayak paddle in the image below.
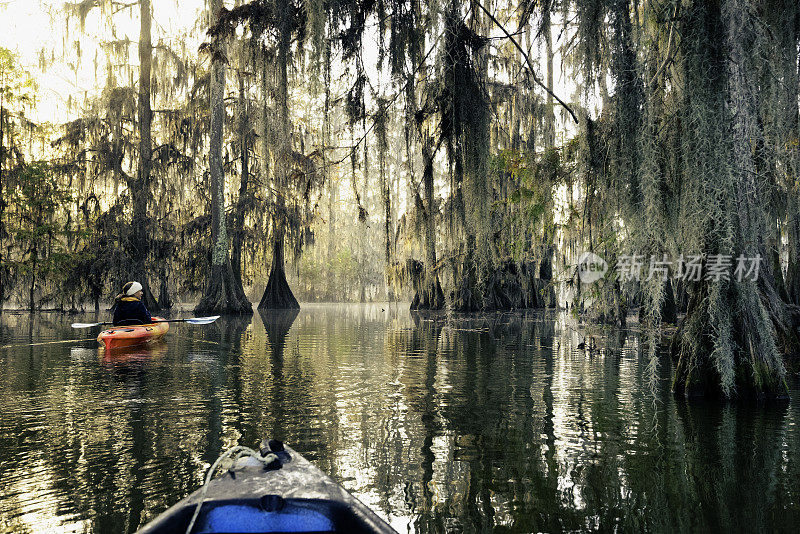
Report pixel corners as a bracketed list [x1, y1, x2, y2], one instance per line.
[71, 316, 221, 328]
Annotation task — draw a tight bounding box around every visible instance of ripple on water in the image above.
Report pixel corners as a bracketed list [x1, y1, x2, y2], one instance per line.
[0, 308, 799, 532]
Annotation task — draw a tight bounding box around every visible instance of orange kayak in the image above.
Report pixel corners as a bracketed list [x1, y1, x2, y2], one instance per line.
[97, 317, 169, 350]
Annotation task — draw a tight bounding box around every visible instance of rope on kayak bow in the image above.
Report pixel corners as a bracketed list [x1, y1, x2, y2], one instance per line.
[185, 445, 280, 534]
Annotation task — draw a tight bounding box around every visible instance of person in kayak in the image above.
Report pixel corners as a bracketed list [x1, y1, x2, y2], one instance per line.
[112, 281, 154, 326]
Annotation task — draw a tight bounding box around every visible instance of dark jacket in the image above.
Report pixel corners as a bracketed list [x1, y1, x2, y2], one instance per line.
[112, 296, 153, 326]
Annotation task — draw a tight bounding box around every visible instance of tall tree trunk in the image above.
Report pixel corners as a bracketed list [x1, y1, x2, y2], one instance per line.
[377, 99, 392, 300]
[323, 62, 336, 301]
[259, 0, 299, 310]
[671, 0, 789, 399]
[544, 10, 555, 150]
[781, 6, 800, 306]
[327, 178, 337, 300]
[611, 0, 643, 211]
[157, 278, 172, 309]
[29, 244, 36, 312]
[131, 0, 158, 311]
[196, 0, 251, 314]
[231, 73, 250, 286]
[382, 156, 392, 300]
[0, 83, 5, 312]
[412, 137, 444, 310]
[523, 26, 538, 148]
[510, 18, 528, 151]
[260, 48, 271, 190]
[787, 201, 800, 305]
[402, 3, 443, 310]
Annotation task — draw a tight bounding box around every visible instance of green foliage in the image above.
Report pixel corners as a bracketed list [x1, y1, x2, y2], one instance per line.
[0, 47, 38, 179]
[0, 47, 37, 104]
[5, 161, 77, 308]
[294, 246, 383, 302]
[0, 0, 797, 398]
[11, 161, 72, 233]
[492, 147, 568, 260]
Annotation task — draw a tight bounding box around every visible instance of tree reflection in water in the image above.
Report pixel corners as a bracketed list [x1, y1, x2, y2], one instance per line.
[0, 306, 798, 532]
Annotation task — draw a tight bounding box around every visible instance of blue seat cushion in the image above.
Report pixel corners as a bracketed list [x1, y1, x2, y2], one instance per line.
[195, 502, 336, 533]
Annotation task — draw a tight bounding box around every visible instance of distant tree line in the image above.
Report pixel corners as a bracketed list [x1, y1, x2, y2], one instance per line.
[1, 0, 799, 398]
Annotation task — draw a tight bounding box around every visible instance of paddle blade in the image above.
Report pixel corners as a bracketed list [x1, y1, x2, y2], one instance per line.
[71, 322, 103, 328]
[185, 315, 221, 325]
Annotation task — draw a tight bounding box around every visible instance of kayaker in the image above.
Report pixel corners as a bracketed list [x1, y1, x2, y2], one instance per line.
[112, 281, 154, 326]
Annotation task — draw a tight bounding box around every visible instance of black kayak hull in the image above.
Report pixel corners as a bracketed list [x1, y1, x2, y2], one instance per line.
[137, 443, 396, 534]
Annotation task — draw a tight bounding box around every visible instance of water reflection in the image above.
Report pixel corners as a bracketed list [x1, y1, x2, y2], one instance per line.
[0, 306, 798, 533]
[100, 340, 168, 367]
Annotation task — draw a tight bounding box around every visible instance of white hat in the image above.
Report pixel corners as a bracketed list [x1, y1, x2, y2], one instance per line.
[126, 281, 143, 295]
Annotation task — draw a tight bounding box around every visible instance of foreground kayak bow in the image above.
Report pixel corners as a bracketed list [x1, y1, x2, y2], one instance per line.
[137, 440, 396, 534]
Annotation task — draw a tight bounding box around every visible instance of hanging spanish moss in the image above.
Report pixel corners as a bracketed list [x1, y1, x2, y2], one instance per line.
[195, 0, 251, 315]
[3, 0, 799, 399]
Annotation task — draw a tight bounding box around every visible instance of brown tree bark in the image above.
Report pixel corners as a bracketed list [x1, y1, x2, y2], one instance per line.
[231, 72, 250, 286]
[129, 0, 159, 311]
[196, 0, 251, 315]
[0, 80, 5, 311]
[258, 226, 299, 309]
[259, 0, 299, 310]
[411, 137, 444, 310]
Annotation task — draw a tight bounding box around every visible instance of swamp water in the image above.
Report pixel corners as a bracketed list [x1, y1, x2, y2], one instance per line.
[0, 303, 798, 533]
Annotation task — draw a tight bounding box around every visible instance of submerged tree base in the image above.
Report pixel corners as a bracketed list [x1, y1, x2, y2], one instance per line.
[405, 259, 445, 310]
[195, 262, 252, 315]
[411, 278, 445, 310]
[258, 265, 300, 310]
[670, 279, 792, 401]
[452, 261, 547, 311]
[448, 260, 557, 312]
[158, 278, 172, 310]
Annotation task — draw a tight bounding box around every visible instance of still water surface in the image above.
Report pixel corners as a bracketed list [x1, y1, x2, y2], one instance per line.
[0, 304, 798, 533]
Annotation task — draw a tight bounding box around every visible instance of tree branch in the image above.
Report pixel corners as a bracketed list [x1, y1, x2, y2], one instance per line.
[648, 0, 679, 90]
[473, 1, 578, 124]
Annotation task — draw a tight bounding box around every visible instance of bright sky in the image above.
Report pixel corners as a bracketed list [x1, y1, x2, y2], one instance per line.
[0, 0, 582, 142]
[0, 0, 207, 124]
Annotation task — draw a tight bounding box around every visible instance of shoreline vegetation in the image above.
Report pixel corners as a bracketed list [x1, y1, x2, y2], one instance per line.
[1, 0, 799, 399]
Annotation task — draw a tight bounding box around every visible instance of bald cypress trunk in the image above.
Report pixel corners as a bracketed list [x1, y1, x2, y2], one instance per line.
[781, 6, 800, 306]
[231, 73, 250, 286]
[130, 0, 158, 311]
[323, 61, 336, 301]
[0, 84, 5, 311]
[541, 11, 556, 308]
[196, 0, 251, 315]
[260, 49, 270, 191]
[259, 225, 299, 309]
[377, 100, 392, 301]
[411, 137, 444, 310]
[259, 0, 299, 310]
[326, 178, 337, 300]
[788, 202, 800, 305]
[544, 11, 555, 150]
[671, 0, 789, 399]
